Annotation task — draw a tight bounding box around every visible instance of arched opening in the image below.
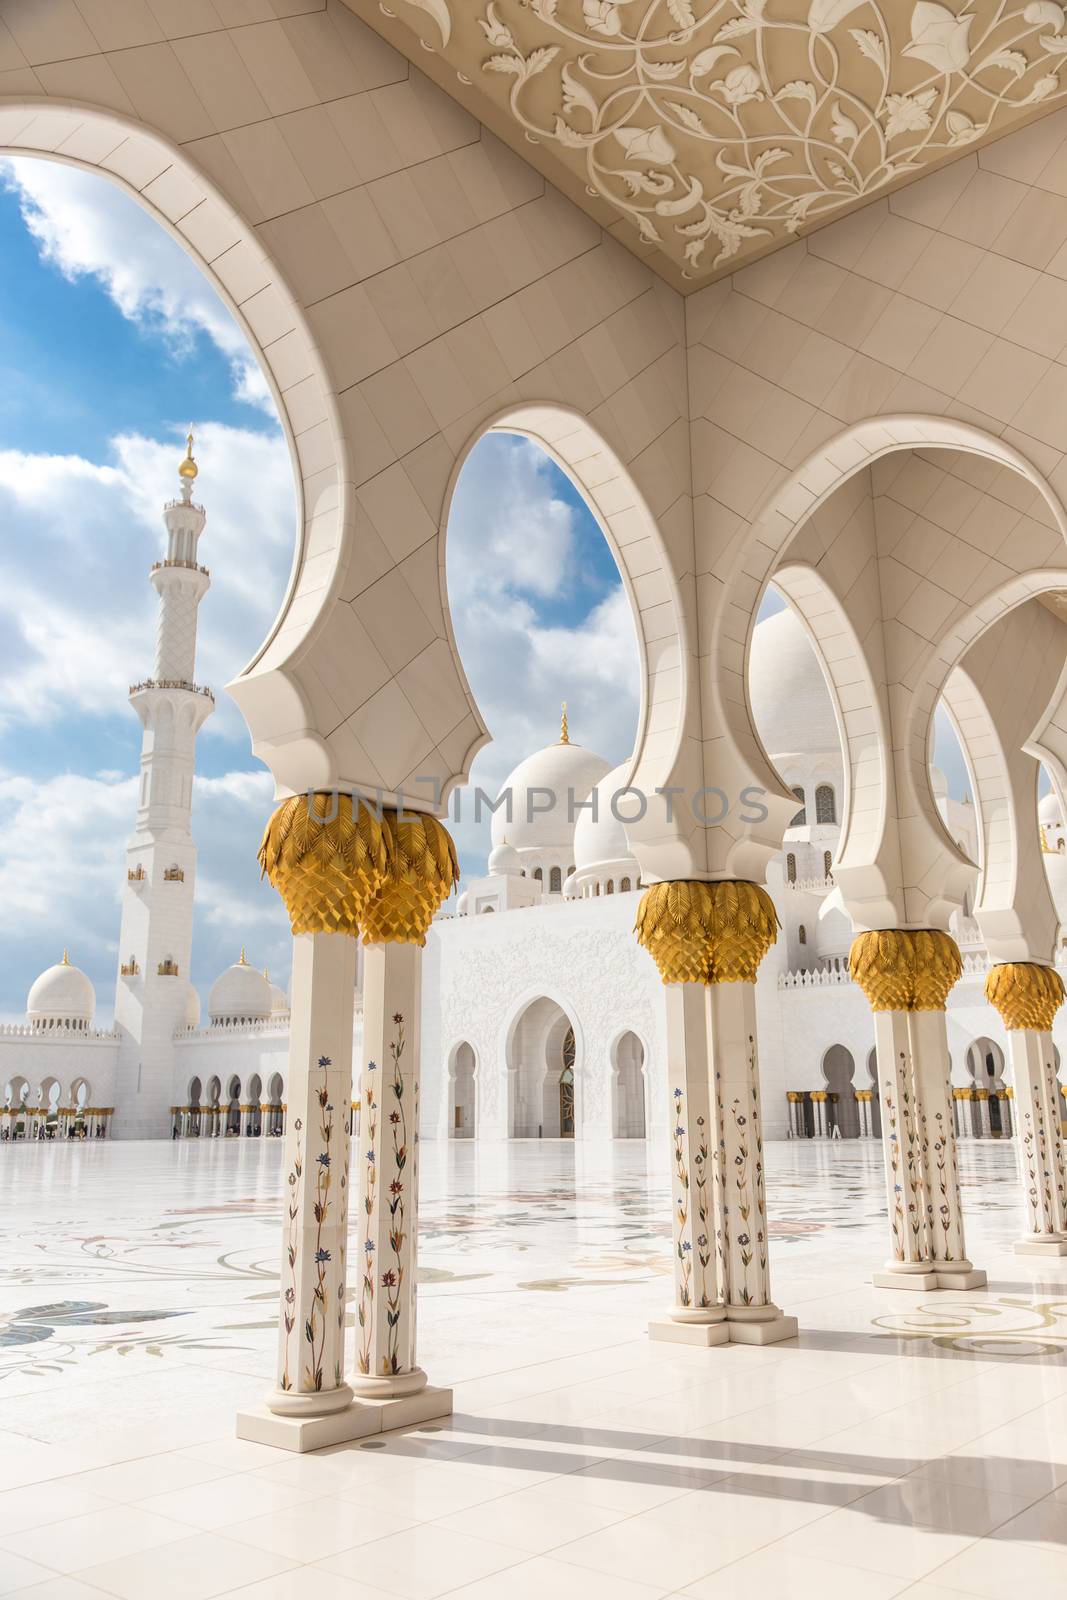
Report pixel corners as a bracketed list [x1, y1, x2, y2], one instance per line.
[966, 1037, 1010, 1137]
[815, 785, 836, 826]
[822, 1045, 859, 1140]
[790, 787, 806, 826]
[188, 1076, 203, 1137]
[247, 1073, 263, 1137]
[448, 1042, 477, 1140]
[267, 1072, 284, 1138]
[206, 1076, 221, 1140]
[226, 1075, 241, 1136]
[612, 1031, 647, 1139]
[38, 1078, 62, 1139]
[506, 995, 580, 1140]
[443, 411, 691, 896]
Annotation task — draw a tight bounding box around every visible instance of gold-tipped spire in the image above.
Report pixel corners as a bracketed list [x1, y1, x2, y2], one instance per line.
[178, 426, 198, 481]
[559, 701, 569, 745]
[238, 946, 247, 965]
[61, 948, 70, 966]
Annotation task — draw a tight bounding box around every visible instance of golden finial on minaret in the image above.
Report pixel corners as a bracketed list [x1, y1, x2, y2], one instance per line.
[560, 701, 569, 744]
[61, 948, 70, 966]
[238, 946, 247, 965]
[178, 426, 198, 481]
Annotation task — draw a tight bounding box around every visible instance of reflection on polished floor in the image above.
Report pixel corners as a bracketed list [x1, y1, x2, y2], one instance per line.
[1, 1137, 1066, 1597]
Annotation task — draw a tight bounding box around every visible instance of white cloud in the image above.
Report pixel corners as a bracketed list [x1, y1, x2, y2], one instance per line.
[0, 766, 289, 1026]
[1, 157, 273, 411]
[0, 423, 295, 742]
[444, 437, 641, 876]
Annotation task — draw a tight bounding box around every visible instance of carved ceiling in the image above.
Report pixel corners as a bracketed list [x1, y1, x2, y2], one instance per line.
[342, 1, 1067, 290]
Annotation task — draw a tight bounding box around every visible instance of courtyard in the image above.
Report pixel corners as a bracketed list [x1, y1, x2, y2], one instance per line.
[0, 1139, 1065, 1597]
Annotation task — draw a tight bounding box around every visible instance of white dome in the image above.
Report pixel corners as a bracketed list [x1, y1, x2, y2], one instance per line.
[492, 737, 611, 855]
[264, 971, 289, 1015]
[208, 952, 271, 1023]
[562, 872, 578, 899]
[1039, 791, 1062, 824]
[487, 838, 522, 876]
[184, 984, 201, 1029]
[573, 763, 641, 875]
[457, 890, 469, 916]
[27, 953, 95, 1029]
[749, 607, 838, 762]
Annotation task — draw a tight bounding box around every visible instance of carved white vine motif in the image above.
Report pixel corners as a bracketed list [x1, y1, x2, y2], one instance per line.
[382, 0, 1067, 280]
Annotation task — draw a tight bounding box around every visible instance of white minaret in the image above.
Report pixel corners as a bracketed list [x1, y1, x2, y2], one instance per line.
[112, 432, 213, 1138]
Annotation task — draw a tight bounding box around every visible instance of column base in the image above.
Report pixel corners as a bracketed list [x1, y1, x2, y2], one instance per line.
[725, 1310, 799, 1345]
[1015, 1237, 1067, 1257]
[648, 1307, 797, 1347]
[350, 1367, 428, 1399]
[649, 1316, 730, 1347]
[873, 1264, 987, 1291]
[236, 1385, 453, 1454]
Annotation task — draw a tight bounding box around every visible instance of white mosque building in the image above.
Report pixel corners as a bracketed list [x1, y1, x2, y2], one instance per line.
[3, 451, 1067, 1146]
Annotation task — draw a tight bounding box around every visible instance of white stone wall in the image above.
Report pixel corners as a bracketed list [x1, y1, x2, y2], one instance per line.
[422, 891, 667, 1144]
[0, 1030, 118, 1110]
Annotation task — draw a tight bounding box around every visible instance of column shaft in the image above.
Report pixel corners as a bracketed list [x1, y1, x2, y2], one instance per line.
[873, 1010, 929, 1274]
[909, 1010, 972, 1272]
[1010, 1029, 1067, 1252]
[659, 982, 725, 1334]
[268, 932, 356, 1417]
[351, 941, 427, 1396]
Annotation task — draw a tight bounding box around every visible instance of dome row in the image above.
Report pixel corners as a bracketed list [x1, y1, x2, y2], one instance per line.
[24, 950, 288, 1031]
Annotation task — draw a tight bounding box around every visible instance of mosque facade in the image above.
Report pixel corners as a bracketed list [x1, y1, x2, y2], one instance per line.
[4, 458, 1065, 1145]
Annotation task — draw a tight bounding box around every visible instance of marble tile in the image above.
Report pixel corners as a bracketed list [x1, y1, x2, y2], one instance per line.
[1, 1140, 1066, 1599]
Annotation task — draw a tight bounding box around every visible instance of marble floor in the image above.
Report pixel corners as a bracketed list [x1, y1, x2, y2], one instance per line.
[1, 1136, 1066, 1598]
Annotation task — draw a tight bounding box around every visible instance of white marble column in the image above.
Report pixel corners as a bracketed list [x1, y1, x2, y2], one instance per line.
[351, 941, 433, 1391]
[974, 1089, 991, 1139]
[909, 1009, 982, 1285]
[853, 932, 985, 1293]
[267, 931, 356, 1415]
[711, 979, 796, 1342]
[638, 880, 795, 1349]
[649, 981, 727, 1346]
[1008, 1030, 1067, 1253]
[987, 964, 1067, 1255]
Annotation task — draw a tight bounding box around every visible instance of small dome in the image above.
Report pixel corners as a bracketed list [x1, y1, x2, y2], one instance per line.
[456, 890, 469, 916]
[562, 872, 578, 900]
[27, 951, 95, 1029]
[208, 949, 271, 1024]
[1039, 791, 1062, 825]
[264, 970, 288, 1015]
[487, 838, 522, 876]
[491, 730, 611, 856]
[573, 762, 641, 876]
[749, 607, 839, 763]
[184, 984, 201, 1029]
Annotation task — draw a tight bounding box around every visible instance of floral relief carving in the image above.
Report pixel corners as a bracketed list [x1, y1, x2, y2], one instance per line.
[373, 0, 1067, 283]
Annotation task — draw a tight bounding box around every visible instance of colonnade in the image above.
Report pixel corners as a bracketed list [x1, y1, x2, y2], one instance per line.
[239, 800, 1067, 1451]
[2, 1104, 112, 1140]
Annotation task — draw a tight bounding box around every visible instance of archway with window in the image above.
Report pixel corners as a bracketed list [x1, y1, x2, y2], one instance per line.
[611, 1031, 647, 1139]
[448, 1042, 477, 1140]
[506, 995, 581, 1140]
[822, 1045, 860, 1139]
